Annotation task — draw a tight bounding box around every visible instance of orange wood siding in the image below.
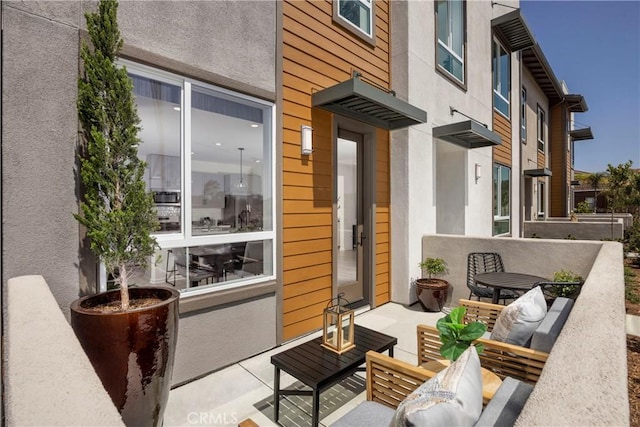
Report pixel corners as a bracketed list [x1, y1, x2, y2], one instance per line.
[493, 113, 512, 167]
[282, 0, 391, 341]
[537, 150, 545, 168]
[549, 104, 565, 217]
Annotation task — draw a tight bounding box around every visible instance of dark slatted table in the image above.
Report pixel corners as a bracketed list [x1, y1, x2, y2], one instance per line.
[271, 325, 397, 426]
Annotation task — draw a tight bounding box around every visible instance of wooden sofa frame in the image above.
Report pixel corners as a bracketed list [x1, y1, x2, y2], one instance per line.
[417, 299, 549, 384]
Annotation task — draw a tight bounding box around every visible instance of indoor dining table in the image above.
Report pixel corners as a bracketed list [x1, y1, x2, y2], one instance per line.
[474, 272, 548, 304]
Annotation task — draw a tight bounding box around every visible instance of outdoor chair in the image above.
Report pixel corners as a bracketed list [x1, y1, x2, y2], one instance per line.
[330, 351, 533, 427]
[417, 297, 574, 385]
[173, 251, 216, 287]
[467, 252, 518, 303]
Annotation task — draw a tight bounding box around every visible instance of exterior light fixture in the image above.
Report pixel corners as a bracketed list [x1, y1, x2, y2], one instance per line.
[236, 147, 247, 191]
[301, 125, 313, 156]
[322, 293, 355, 354]
[475, 163, 482, 182]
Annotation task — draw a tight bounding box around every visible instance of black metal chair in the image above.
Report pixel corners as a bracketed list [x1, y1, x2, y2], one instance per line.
[466, 252, 518, 303]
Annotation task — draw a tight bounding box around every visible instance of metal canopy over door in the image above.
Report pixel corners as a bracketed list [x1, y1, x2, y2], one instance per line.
[336, 129, 364, 304]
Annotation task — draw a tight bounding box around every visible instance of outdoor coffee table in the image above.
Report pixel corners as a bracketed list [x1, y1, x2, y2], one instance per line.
[271, 325, 397, 426]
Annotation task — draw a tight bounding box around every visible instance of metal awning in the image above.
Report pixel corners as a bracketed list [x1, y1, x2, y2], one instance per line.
[312, 76, 427, 130]
[523, 168, 553, 177]
[565, 94, 588, 112]
[492, 10, 535, 52]
[433, 120, 502, 149]
[571, 180, 581, 186]
[570, 127, 594, 141]
[521, 44, 564, 106]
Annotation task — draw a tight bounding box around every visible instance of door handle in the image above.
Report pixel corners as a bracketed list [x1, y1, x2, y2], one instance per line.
[359, 232, 366, 246]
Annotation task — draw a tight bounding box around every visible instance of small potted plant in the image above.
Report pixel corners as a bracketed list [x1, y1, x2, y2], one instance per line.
[415, 257, 450, 312]
[436, 306, 486, 361]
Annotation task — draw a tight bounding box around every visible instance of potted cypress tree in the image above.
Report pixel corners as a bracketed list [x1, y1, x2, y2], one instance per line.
[415, 257, 450, 312]
[70, 1, 179, 425]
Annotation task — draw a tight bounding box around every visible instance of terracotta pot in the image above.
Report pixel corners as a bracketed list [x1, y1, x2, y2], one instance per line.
[70, 287, 180, 426]
[415, 278, 450, 312]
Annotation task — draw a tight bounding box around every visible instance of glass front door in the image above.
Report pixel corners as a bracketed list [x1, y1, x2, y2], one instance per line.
[336, 130, 364, 304]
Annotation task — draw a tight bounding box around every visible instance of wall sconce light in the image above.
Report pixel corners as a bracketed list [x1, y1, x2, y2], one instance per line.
[301, 125, 313, 156]
[475, 163, 482, 182]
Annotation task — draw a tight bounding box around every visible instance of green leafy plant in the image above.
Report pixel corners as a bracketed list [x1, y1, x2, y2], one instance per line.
[549, 270, 583, 298]
[625, 267, 640, 304]
[74, 0, 158, 310]
[574, 201, 592, 214]
[436, 306, 486, 361]
[418, 257, 448, 279]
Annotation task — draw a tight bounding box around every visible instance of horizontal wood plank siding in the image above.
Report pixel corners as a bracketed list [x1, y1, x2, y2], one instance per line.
[492, 113, 512, 167]
[537, 150, 545, 168]
[282, 0, 391, 341]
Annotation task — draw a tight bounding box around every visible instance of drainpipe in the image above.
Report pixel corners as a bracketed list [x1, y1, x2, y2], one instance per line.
[518, 50, 524, 237]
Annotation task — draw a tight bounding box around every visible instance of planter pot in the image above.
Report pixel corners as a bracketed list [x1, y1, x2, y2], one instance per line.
[415, 278, 450, 312]
[70, 287, 180, 426]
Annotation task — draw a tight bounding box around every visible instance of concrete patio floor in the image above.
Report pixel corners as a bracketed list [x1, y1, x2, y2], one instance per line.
[163, 302, 443, 427]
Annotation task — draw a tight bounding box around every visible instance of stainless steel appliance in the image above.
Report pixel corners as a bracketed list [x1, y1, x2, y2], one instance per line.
[154, 191, 180, 204]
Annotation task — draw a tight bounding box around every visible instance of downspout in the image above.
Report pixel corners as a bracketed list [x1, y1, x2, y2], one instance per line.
[518, 50, 524, 237]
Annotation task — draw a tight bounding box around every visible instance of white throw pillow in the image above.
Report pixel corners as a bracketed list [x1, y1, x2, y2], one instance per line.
[390, 346, 483, 427]
[490, 286, 548, 346]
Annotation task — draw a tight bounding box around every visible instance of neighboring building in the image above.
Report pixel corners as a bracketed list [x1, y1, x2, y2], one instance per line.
[1, 0, 593, 387]
[520, 43, 561, 222]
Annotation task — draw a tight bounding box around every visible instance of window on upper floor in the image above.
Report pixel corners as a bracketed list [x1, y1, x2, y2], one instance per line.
[493, 163, 510, 236]
[492, 39, 510, 117]
[334, 0, 375, 44]
[123, 60, 276, 295]
[521, 86, 527, 141]
[537, 105, 546, 152]
[436, 0, 466, 85]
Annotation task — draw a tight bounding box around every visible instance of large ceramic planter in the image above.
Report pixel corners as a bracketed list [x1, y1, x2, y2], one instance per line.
[70, 287, 180, 426]
[415, 278, 450, 312]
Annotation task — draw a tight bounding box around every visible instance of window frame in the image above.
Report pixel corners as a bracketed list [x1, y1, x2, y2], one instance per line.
[333, 0, 376, 45]
[521, 86, 527, 142]
[492, 38, 510, 118]
[435, 0, 467, 88]
[493, 163, 511, 236]
[537, 104, 546, 152]
[121, 59, 277, 296]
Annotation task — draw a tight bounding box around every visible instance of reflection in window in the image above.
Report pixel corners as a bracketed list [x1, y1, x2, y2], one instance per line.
[537, 105, 546, 152]
[124, 60, 275, 293]
[493, 164, 510, 236]
[436, 0, 465, 83]
[493, 39, 510, 117]
[337, 0, 373, 36]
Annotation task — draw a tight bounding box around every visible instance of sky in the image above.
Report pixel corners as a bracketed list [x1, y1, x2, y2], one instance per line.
[520, 0, 640, 173]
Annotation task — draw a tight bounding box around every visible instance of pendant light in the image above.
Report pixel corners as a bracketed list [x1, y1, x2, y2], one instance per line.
[236, 147, 248, 190]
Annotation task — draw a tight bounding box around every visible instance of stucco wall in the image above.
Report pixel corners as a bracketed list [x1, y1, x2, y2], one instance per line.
[419, 234, 601, 307]
[390, 1, 503, 306]
[524, 220, 624, 241]
[3, 275, 124, 426]
[2, 0, 277, 387]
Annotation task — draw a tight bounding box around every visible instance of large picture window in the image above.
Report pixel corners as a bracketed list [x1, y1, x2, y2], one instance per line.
[493, 39, 510, 117]
[436, 0, 465, 84]
[124, 60, 275, 294]
[493, 164, 510, 236]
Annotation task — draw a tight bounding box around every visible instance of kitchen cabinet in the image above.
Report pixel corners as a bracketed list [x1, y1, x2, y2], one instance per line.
[148, 154, 181, 191]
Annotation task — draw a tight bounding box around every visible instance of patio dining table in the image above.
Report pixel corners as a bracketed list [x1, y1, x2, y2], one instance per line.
[474, 272, 548, 304]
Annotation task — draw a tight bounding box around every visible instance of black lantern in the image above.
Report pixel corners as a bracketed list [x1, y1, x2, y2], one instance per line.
[321, 293, 355, 354]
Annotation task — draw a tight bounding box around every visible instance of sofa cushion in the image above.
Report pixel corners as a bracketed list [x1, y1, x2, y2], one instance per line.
[530, 297, 574, 352]
[390, 346, 483, 427]
[474, 377, 534, 427]
[329, 400, 395, 427]
[490, 286, 547, 346]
